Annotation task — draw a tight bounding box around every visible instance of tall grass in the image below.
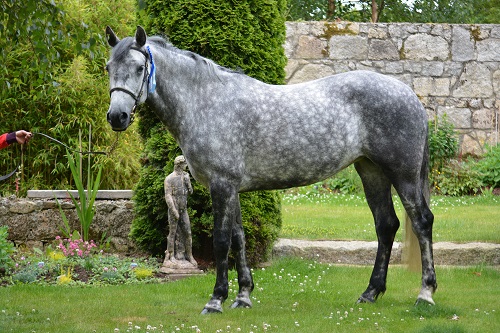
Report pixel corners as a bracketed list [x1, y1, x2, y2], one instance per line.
[1, 258, 498, 332]
[281, 192, 500, 243]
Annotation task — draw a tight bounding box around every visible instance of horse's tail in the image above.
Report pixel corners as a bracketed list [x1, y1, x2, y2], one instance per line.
[402, 135, 431, 272]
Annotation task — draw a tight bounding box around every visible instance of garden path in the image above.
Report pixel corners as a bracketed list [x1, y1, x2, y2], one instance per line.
[273, 238, 500, 266]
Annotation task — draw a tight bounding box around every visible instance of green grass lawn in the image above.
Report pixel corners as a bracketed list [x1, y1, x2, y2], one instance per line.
[281, 193, 500, 243]
[1, 258, 498, 333]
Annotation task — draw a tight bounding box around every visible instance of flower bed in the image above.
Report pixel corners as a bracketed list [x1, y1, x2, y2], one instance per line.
[1, 236, 167, 286]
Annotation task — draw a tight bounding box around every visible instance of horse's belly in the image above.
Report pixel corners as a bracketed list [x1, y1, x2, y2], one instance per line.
[239, 146, 360, 192]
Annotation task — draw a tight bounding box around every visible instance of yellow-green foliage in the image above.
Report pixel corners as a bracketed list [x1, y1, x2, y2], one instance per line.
[57, 266, 73, 285]
[48, 251, 66, 262]
[133, 268, 154, 280]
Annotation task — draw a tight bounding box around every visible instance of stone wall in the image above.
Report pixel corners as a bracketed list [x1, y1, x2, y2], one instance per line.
[284, 21, 500, 154]
[0, 196, 137, 253]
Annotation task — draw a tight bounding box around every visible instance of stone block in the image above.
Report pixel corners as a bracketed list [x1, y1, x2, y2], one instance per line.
[288, 63, 335, 84]
[413, 77, 450, 97]
[438, 106, 471, 129]
[384, 62, 403, 74]
[368, 39, 399, 60]
[430, 24, 452, 40]
[452, 26, 475, 61]
[421, 62, 444, 77]
[403, 34, 449, 61]
[461, 131, 493, 155]
[329, 35, 368, 60]
[453, 63, 493, 98]
[295, 36, 327, 59]
[368, 26, 388, 39]
[403, 61, 422, 73]
[491, 26, 500, 38]
[472, 109, 494, 129]
[9, 201, 37, 214]
[477, 38, 500, 61]
[493, 70, 500, 94]
[388, 24, 410, 39]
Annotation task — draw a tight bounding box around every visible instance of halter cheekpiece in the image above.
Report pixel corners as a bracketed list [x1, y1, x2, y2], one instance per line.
[109, 45, 156, 124]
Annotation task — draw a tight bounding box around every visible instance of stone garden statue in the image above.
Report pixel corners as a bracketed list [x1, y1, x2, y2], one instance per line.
[161, 155, 200, 273]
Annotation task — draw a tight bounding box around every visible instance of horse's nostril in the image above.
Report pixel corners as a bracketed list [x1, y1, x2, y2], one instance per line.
[120, 112, 128, 122]
[106, 111, 111, 123]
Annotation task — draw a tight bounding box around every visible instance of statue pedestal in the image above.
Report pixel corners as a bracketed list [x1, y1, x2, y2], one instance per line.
[159, 258, 204, 275]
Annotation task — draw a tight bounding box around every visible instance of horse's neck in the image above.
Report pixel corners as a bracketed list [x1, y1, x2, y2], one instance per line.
[147, 47, 202, 139]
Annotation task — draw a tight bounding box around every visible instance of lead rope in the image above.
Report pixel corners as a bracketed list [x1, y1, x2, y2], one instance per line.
[1, 132, 121, 181]
[33, 132, 120, 155]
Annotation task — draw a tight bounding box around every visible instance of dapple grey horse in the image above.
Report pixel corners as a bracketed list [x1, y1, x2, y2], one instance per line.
[105, 26, 437, 314]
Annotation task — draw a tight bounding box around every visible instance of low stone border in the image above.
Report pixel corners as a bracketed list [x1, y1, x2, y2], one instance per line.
[27, 190, 133, 200]
[0, 194, 137, 253]
[273, 239, 500, 266]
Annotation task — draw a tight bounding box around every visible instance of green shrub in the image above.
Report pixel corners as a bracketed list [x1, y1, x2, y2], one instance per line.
[324, 165, 363, 194]
[0, 226, 16, 274]
[0, 0, 140, 195]
[477, 144, 500, 189]
[428, 115, 459, 172]
[131, 0, 286, 266]
[12, 269, 39, 284]
[432, 158, 483, 196]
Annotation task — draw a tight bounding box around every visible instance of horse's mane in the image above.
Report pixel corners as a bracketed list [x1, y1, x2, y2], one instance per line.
[111, 35, 243, 77]
[149, 36, 243, 76]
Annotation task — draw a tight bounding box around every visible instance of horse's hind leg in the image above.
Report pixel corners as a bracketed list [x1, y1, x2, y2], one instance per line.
[355, 159, 400, 303]
[393, 179, 437, 305]
[229, 199, 254, 309]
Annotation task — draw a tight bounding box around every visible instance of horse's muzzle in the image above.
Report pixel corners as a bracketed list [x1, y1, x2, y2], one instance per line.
[107, 108, 131, 132]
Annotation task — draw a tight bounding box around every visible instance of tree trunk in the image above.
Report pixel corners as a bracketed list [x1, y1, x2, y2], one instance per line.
[371, 0, 385, 23]
[371, 0, 378, 23]
[327, 0, 336, 19]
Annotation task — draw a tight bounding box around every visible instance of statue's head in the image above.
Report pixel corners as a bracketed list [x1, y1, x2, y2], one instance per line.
[174, 155, 188, 171]
[174, 155, 186, 165]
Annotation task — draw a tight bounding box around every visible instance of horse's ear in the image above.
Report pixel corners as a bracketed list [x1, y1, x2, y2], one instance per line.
[106, 26, 120, 47]
[135, 26, 147, 47]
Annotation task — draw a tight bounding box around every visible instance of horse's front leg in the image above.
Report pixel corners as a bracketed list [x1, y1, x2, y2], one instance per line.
[201, 181, 238, 314]
[230, 197, 254, 309]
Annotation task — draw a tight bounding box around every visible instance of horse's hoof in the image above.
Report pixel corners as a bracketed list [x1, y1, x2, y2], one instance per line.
[415, 295, 435, 306]
[416, 287, 436, 306]
[356, 295, 375, 304]
[230, 297, 252, 309]
[201, 299, 223, 315]
[201, 307, 222, 315]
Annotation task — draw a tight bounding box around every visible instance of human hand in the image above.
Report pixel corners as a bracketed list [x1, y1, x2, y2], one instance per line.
[15, 130, 32, 144]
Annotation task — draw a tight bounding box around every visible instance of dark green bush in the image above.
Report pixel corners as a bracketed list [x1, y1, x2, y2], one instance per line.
[132, 0, 286, 266]
[431, 158, 483, 196]
[0, 226, 15, 274]
[477, 145, 500, 189]
[428, 115, 459, 172]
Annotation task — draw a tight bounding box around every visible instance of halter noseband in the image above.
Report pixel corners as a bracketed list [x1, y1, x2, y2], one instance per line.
[109, 46, 150, 124]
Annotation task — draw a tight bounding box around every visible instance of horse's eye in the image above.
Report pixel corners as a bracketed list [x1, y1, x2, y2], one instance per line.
[137, 65, 145, 73]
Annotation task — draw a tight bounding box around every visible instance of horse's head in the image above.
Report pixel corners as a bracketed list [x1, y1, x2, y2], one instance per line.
[105, 26, 150, 131]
